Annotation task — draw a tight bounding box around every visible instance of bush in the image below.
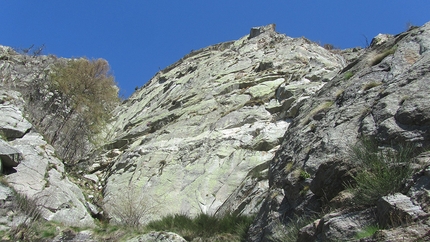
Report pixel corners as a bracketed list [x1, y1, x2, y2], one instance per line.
[346, 137, 416, 205]
[49, 58, 119, 134]
[105, 185, 158, 228]
[146, 213, 254, 241]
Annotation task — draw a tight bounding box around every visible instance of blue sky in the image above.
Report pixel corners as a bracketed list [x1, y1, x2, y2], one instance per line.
[1, 1, 429, 98]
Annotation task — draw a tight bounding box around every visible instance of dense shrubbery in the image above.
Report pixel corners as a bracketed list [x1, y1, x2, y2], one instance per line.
[49, 58, 119, 134]
[346, 137, 416, 205]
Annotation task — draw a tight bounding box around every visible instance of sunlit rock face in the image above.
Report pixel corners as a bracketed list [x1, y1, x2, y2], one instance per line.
[98, 24, 346, 222]
[248, 22, 430, 241]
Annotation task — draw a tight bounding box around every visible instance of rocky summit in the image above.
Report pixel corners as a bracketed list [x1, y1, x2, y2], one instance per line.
[0, 22, 429, 241]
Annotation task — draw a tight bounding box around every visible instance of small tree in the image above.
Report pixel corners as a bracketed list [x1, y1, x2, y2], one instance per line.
[49, 58, 119, 134]
[105, 185, 158, 228]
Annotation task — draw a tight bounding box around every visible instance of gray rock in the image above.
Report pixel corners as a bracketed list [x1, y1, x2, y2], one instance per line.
[126, 231, 187, 242]
[0, 139, 22, 167]
[249, 21, 430, 241]
[249, 24, 276, 39]
[310, 159, 355, 201]
[6, 131, 94, 227]
[377, 193, 428, 228]
[99, 22, 345, 222]
[0, 105, 32, 139]
[319, 209, 377, 241]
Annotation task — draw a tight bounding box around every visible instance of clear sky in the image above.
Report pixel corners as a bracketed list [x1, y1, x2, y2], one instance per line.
[1, 1, 429, 98]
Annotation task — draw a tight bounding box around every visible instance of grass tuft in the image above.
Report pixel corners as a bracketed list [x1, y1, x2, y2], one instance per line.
[370, 46, 397, 66]
[346, 137, 416, 206]
[145, 213, 254, 241]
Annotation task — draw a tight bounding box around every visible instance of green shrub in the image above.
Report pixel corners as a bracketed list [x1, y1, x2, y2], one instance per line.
[346, 137, 416, 205]
[145, 213, 254, 241]
[49, 58, 119, 133]
[299, 169, 311, 180]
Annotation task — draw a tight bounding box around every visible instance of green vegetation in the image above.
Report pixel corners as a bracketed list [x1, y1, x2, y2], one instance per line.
[268, 214, 319, 242]
[346, 137, 416, 206]
[299, 169, 311, 180]
[344, 71, 354, 80]
[49, 58, 119, 134]
[355, 224, 380, 239]
[146, 213, 255, 241]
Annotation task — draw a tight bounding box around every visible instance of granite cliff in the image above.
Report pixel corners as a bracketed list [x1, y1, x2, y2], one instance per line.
[0, 22, 429, 241]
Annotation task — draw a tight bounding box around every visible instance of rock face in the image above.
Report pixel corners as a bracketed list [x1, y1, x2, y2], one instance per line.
[248, 22, 430, 241]
[0, 48, 95, 228]
[1, 21, 430, 241]
[95, 25, 345, 222]
[0, 46, 98, 163]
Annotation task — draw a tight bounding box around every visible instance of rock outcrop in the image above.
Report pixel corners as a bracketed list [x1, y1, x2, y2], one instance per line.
[248, 22, 430, 241]
[1, 20, 430, 241]
[0, 49, 95, 229]
[91, 24, 346, 223]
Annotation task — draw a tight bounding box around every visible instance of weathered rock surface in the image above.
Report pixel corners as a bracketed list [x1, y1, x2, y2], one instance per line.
[126, 231, 187, 242]
[248, 21, 430, 241]
[1, 20, 430, 242]
[0, 91, 32, 140]
[95, 24, 346, 222]
[0, 87, 94, 227]
[0, 46, 98, 162]
[0, 184, 28, 232]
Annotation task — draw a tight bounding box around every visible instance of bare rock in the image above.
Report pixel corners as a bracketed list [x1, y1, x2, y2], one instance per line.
[310, 159, 355, 201]
[0, 139, 22, 168]
[126, 231, 187, 242]
[249, 24, 276, 39]
[377, 193, 428, 228]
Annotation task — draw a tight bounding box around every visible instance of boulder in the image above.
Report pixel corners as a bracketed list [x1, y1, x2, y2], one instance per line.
[249, 24, 276, 39]
[310, 159, 355, 201]
[377, 193, 428, 228]
[126, 231, 187, 242]
[0, 91, 32, 141]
